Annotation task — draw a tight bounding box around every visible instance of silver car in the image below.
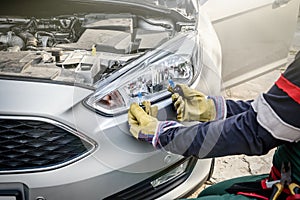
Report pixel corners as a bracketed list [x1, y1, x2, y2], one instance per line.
[0, 0, 299, 200]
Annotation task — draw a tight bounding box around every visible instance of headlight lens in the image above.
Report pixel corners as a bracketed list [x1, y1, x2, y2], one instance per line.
[123, 54, 193, 97]
[86, 32, 200, 115]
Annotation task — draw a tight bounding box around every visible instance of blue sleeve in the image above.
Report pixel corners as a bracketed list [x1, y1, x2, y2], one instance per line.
[226, 100, 253, 117]
[157, 106, 285, 159]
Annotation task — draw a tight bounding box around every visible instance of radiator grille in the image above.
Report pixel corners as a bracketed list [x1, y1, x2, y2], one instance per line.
[0, 117, 95, 173]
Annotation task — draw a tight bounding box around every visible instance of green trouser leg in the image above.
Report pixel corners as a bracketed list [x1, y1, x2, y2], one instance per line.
[188, 174, 268, 200]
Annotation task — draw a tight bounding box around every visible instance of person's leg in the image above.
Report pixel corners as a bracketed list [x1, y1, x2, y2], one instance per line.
[198, 174, 268, 197]
[190, 193, 256, 200]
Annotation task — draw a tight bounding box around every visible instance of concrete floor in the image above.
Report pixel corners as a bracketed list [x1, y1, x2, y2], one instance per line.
[188, 15, 300, 199]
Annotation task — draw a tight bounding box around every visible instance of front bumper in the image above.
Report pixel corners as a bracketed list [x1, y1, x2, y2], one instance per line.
[0, 79, 212, 200]
[0, 157, 212, 200]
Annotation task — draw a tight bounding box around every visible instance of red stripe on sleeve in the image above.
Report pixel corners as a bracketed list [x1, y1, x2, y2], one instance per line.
[275, 75, 300, 104]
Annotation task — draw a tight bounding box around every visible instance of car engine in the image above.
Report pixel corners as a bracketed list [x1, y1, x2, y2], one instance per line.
[0, 13, 178, 86]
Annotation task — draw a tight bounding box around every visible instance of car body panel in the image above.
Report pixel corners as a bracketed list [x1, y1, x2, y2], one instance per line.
[203, 0, 300, 88]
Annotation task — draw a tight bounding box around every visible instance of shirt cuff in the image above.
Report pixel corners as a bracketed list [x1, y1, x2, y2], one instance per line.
[152, 121, 183, 148]
[208, 96, 227, 120]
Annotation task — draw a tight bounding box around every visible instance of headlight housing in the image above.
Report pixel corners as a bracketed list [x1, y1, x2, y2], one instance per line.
[85, 32, 201, 115]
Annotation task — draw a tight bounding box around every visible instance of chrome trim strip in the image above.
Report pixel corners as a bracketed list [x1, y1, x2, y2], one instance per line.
[0, 115, 98, 174]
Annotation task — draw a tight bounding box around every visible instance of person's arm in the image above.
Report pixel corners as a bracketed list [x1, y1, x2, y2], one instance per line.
[209, 97, 254, 119]
[155, 106, 285, 159]
[225, 99, 253, 118]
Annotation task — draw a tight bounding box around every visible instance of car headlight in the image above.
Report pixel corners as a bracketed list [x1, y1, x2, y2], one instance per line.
[85, 32, 200, 115]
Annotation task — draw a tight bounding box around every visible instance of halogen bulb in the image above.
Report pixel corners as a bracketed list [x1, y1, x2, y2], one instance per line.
[137, 92, 143, 105]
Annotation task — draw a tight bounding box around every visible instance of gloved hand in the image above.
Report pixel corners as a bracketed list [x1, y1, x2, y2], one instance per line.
[128, 102, 158, 143]
[141, 101, 158, 118]
[168, 84, 216, 122]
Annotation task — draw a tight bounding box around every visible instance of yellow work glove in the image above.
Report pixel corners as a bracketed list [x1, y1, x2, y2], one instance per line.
[141, 101, 158, 118]
[168, 84, 216, 122]
[128, 102, 158, 143]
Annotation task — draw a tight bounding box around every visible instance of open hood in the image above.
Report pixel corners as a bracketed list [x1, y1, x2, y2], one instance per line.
[0, 0, 200, 87]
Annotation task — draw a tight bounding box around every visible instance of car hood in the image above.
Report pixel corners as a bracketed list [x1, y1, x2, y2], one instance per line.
[1, 0, 198, 18]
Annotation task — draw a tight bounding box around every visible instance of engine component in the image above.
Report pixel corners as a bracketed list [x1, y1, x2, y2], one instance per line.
[75, 55, 102, 84]
[56, 50, 104, 84]
[0, 16, 84, 51]
[51, 50, 63, 63]
[35, 31, 56, 47]
[0, 51, 98, 84]
[0, 14, 172, 53]
[56, 29, 133, 53]
[83, 14, 136, 31]
[136, 29, 169, 50]
[0, 32, 24, 50]
[0, 13, 177, 86]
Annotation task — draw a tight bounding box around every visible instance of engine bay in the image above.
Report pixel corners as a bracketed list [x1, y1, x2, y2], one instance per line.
[0, 12, 192, 86]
